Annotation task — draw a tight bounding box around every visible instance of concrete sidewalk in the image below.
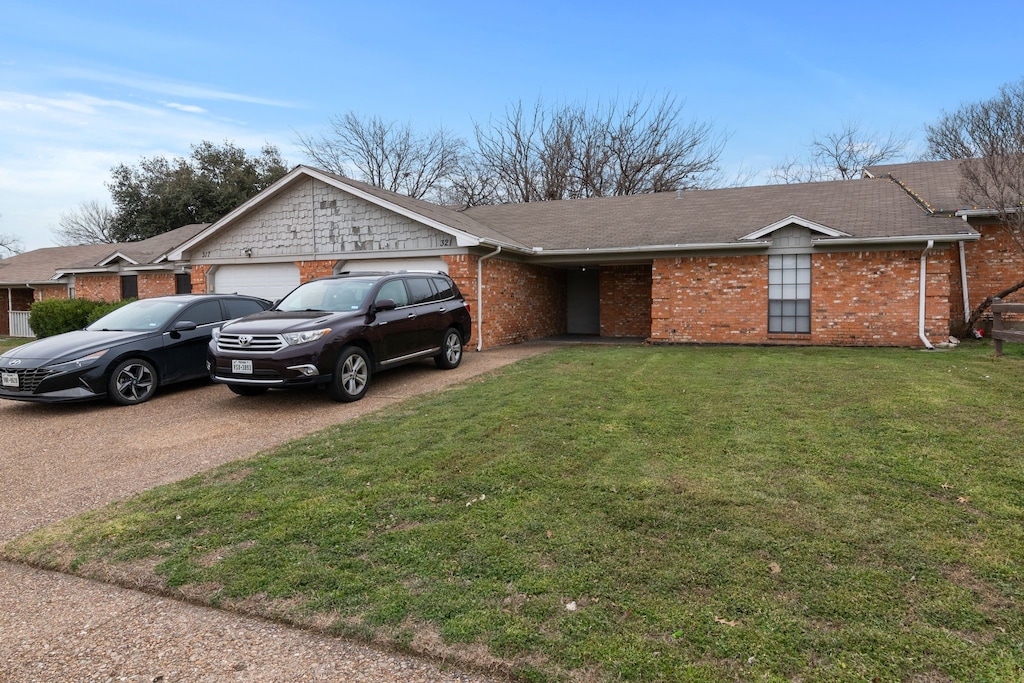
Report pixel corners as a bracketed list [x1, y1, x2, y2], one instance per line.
[0, 344, 558, 682]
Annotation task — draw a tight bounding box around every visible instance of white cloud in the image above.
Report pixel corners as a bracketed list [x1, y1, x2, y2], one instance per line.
[164, 102, 207, 114]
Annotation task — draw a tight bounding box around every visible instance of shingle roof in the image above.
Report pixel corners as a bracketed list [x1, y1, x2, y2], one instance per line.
[60, 224, 210, 270]
[0, 224, 212, 286]
[463, 175, 969, 251]
[864, 159, 972, 214]
[0, 244, 116, 285]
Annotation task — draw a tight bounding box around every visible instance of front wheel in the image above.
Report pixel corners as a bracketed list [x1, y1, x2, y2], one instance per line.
[434, 328, 464, 369]
[107, 358, 158, 406]
[327, 346, 371, 402]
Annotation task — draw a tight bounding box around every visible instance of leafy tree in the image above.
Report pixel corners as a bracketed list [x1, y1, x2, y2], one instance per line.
[52, 200, 117, 245]
[767, 119, 908, 183]
[296, 113, 465, 202]
[925, 78, 1024, 335]
[107, 141, 289, 241]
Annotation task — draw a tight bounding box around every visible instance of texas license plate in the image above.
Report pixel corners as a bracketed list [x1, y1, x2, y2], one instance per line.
[1, 372, 19, 388]
[231, 360, 253, 374]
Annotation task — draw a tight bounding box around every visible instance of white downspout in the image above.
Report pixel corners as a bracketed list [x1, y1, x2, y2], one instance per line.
[919, 240, 935, 349]
[476, 245, 502, 351]
[958, 241, 970, 324]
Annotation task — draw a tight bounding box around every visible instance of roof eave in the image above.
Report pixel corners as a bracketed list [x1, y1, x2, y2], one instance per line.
[811, 233, 980, 247]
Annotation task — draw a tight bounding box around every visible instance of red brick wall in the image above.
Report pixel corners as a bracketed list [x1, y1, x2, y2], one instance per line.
[74, 274, 121, 302]
[191, 265, 212, 293]
[35, 285, 69, 302]
[962, 225, 1024, 307]
[138, 272, 176, 299]
[651, 249, 951, 347]
[600, 265, 652, 338]
[443, 254, 477, 345]
[444, 254, 565, 349]
[297, 260, 336, 281]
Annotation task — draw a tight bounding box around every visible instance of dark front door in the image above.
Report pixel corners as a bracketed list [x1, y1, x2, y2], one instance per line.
[567, 269, 600, 335]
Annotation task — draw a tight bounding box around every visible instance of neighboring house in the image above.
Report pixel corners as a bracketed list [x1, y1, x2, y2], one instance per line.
[169, 162, 1007, 350]
[1, 244, 116, 336]
[0, 225, 206, 337]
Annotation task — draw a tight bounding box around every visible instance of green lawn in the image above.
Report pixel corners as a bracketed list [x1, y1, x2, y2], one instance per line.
[0, 336, 30, 352]
[4, 344, 1024, 682]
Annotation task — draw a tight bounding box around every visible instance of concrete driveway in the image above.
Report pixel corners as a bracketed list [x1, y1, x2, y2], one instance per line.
[0, 344, 555, 681]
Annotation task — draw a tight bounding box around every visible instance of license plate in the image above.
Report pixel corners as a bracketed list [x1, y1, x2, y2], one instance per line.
[231, 359, 253, 374]
[1, 372, 19, 388]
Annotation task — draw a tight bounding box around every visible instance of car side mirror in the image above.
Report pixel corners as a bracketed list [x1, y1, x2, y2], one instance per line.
[172, 320, 198, 332]
[374, 298, 397, 311]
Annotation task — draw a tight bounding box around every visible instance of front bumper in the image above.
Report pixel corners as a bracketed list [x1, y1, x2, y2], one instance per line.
[0, 365, 106, 403]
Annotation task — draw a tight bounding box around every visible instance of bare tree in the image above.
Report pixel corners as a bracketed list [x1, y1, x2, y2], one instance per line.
[473, 100, 547, 203]
[472, 94, 725, 204]
[925, 78, 1024, 335]
[52, 200, 117, 245]
[0, 231, 22, 256]
[768, 120, 908, 183]
[296, 113, 465, 202]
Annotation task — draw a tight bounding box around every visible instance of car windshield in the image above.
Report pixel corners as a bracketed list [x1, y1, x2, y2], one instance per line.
[276, 279, 375, 313]
[86, 299, 187, 332]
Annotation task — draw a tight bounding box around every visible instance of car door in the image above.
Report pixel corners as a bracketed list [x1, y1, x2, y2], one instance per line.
[160, 299, 225, 382]
[405, 276, 446, 352]
[369, 279, 422, 363]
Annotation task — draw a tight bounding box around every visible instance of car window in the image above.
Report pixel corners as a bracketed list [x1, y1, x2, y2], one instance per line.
[406, 277, 434, 305]
[377, 280, 409, 307]
[87, 299, 185, 331]
[182, 300, 224, 326]
[224, 298, 266, 318]
[430, 277, 455, 301]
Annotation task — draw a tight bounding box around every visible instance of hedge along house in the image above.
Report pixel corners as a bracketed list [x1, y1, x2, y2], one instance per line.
[168, 162, 998, 350]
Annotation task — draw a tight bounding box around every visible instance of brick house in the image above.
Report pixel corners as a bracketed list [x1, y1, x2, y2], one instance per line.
[0, 225, 206, 336]
[168, 161, 1020, 350]
[8, 160, 1020, 347]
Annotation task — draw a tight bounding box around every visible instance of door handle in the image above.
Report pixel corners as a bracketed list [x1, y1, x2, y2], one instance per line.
[407, 313, 417, 320]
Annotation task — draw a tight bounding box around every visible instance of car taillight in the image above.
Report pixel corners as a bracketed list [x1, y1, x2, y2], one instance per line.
[464, 301, 471, 315]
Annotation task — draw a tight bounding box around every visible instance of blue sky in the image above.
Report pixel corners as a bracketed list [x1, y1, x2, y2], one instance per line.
[2, 0, 1022, 251]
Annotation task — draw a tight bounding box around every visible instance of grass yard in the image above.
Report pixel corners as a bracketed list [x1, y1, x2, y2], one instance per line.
[4, 344, 1023, 682]
[0, 336, 29, 352]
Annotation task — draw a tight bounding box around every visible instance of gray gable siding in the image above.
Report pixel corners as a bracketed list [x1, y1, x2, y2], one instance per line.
[197, 178, 453, 260]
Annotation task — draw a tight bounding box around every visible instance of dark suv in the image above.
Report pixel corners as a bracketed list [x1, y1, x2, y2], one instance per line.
[208, 271, 472, 401]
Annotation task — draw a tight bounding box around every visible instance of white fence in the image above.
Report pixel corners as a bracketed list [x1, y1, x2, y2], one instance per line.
[8, 311, 33, 338]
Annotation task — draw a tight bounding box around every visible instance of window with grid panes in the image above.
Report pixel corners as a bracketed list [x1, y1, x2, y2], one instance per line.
[768, 253, 810, 333]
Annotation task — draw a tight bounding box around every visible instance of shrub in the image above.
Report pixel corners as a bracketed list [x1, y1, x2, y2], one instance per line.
[28, 298, 135, 338]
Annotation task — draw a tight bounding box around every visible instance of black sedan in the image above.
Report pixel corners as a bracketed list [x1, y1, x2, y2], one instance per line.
[0, 294, 270, 406]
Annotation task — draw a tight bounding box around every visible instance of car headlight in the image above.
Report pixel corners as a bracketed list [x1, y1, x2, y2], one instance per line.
[283, 328, 331, 346]
[48, 349, 108, 372]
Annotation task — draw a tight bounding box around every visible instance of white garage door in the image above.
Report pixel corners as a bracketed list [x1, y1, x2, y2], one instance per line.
[213, 263, 301, 300]
[338, 257, 448, 274]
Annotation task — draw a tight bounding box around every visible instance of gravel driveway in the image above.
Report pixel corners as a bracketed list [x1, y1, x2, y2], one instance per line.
[0, 344, 554, 682]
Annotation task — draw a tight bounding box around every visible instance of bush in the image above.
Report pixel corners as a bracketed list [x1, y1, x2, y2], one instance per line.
[29, 298, 136, 338]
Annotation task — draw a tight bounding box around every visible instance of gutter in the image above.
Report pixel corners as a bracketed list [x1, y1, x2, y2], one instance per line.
[919, 240, 935, 350]
[811, 234, 979, 247]
[476, 245, 502, 351]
